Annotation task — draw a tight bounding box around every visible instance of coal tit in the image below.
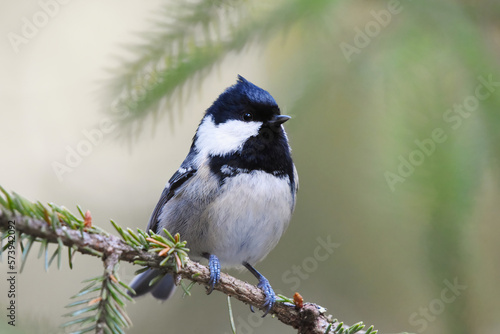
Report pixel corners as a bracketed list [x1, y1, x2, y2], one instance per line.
[129, 75, 298, 316]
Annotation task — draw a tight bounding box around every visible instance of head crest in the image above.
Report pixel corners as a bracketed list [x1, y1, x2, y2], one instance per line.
[203, 75, 278, 124]
[230, 75, 277, 106]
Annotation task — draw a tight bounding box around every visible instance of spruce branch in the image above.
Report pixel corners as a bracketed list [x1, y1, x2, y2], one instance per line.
[103, 0, 333, 138]
[0, 188, 377, 334]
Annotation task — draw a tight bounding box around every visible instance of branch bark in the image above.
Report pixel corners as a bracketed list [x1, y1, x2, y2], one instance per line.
[0, 208, 350, 334]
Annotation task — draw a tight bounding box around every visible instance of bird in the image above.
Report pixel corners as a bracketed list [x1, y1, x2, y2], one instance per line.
[129, 75, 298, 316]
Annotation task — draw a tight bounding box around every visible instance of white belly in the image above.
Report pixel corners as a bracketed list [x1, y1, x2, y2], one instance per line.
[205, 171, 293, 267]
[159, 169, 295, 268]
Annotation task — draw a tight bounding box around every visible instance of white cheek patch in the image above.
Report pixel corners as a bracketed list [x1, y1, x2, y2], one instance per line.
[195, 116, 262, 156]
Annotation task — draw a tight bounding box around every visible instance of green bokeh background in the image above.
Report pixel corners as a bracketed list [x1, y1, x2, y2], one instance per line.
[1, 0, 499, 333]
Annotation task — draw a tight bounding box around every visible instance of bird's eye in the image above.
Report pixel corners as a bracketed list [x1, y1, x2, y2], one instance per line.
[242, 112, 253, 122]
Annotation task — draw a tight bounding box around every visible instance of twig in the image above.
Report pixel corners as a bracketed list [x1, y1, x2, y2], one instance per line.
[0, 208, 369, 334]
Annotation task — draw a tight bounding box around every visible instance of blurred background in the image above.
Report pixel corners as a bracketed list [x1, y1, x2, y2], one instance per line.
[1, 0, 500, 333]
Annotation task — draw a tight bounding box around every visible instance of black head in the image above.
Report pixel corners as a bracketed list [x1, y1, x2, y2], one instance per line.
[193, 75, 291, 159]
[192, 76, 294, 186]
[205, 75, 287, 126]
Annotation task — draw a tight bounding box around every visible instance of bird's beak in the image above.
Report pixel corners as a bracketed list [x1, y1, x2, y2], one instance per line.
[269, 115, 291, 125]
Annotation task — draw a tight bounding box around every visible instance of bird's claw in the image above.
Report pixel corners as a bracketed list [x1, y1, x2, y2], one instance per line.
[206, 254, 220, 295]
[243, 262, 276, 317]
[257, 276, 276, 317]
[247, 276, 276, 316]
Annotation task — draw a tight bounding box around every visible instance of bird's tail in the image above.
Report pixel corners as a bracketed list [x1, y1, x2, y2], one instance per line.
[128, 269, 176, 300]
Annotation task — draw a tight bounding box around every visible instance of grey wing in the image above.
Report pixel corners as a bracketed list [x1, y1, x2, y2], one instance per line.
[146, 167, 196, 234]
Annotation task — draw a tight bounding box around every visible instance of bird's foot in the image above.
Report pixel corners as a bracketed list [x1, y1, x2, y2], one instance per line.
[206, 254, 220, 295]
[243, 262, 276, 317]
[257, 275, 276, 317]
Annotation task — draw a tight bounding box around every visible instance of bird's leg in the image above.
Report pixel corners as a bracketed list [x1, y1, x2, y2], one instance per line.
[243, 262, 276, 317]
[203, 253, 220, 295]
